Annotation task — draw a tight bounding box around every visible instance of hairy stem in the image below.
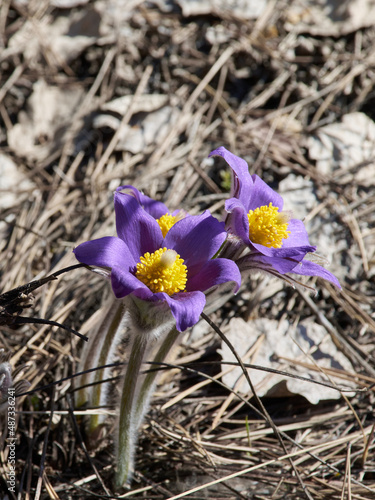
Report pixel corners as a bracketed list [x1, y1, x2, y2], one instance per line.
[116, 332, 148, 487]
[135, 326, 179, 423]
[88, 302, 126, 433]
[75, 298, 125, 428]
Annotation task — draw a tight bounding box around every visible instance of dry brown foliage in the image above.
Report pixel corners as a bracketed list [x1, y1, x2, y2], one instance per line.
[0, 1, 374, 498]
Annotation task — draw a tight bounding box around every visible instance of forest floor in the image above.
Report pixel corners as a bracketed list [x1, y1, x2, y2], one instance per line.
[0, 0, 374, 498]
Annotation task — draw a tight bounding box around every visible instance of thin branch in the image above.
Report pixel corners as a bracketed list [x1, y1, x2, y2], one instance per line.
[201, 312, 314, 500]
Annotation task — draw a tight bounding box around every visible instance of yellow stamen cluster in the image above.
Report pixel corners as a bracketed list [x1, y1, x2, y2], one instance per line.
[156, 211, 185, 238]
[156, 214, 178, 238]
[247, 203, 291, 248]
[136, 247, 187, 295]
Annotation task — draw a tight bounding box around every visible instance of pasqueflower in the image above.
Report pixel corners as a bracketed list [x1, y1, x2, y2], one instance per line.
[209, 147, 340, 288]
[116, 185, 187, 238]
[73, 187, 241, 331]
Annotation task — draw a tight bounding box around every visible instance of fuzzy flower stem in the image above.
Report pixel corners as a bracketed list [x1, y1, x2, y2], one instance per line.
[89, 302, 126, 435]
[116, 296, 175, 487]
[135, 326, 179, 423]
[116, 331, 148, 487]
[75, 298, 125, 430]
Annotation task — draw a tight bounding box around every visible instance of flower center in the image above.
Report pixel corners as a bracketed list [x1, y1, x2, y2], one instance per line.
[156, 211, 185, 237]
[247, 203, 291, 248]
[135, 247, 188, 295]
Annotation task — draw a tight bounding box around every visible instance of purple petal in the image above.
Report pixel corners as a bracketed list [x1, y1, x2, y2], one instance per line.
[292, 260, 341, 288]
[161, 291, 206, 331]
[73, 237, 136, 268]
[110, 265, 154, 299]
[225, 198, 250, 244]
[186, 258, 241, 293]
[241, 251, 309, 274]
[250, 240, 316, 259]
[164, 211, 226, 275]
[281, 219, 313, 248]
[225, 197, 316, 259]
[209, 147, 253, 201]
[247, 175, 284, 211]
[114, 191, 163, 258]
[115, 185, 169, 219]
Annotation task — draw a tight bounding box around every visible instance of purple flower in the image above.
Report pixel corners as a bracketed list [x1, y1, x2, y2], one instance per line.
[74, 187, 241, 331]
[116, 185, 187, 238]
[209, 147, 340, 288]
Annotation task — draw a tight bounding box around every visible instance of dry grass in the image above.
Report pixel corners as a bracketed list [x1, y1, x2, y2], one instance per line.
[0, 1, 374, 498]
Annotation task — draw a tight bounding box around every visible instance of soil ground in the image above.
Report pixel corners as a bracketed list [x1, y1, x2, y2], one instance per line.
[0, 1, 374, 498]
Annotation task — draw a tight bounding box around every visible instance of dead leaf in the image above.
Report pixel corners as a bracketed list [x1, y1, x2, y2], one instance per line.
[0, 154, 37, 253]
[7, 8, 99, 66]
[8, 80, 84, 161]
[94, 105, 179, 154]
[51, 0, 91, 6]
[307, 112, 375, 186]
[101, 94, 169, 115]
[278, 174, 355, 283]
[0, 154, 35, 209]
[286, 0, 375, 36]
[176, 0, 267, 19]
[219, 317, 356, 404]
[12, 0, 90, 5]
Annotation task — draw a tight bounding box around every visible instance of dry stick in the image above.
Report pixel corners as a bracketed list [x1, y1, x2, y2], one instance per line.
[0, 0, 11, 46]
[0, 264, 88, 342]
[66, 394, 111, 497]
[183, 46, 235, 118]
[251, 110, 283, 174]
[172, 68, 237, 123]
[243, 54, 375, 133]
[20, 424, 36, 495]
[79, 47, 117, 114]
[347, 443, 352, 500]
[298, 289, 375, 378]
[225, 360, 358, 392]
[310, 51, 374, 125]
[16, 363, 122, 398]
[242, 69, 291, 114]
[340, 443, 352, 500]
[153, 360, 375, 499]
[164, 444, 353, 500]
[275, 356, 372, 386]
[328, 282, 375, 335]
[361, 423, 375, 468]
[149, 45, 235, 166]
[93, 64, 153, 176]
[34, 387, 56, 500]
[57, 47, 117, 173]
[13, 316, 88, 342]
[20, 348, 358, 403]
[201, 312, 315, 500]
[18, 358, 370, 495]
[289, 332, 367, 446]
[205, 63, 228, 126]
[251, 0, 279, 34]
[339, 197, 369, 273]
[0, 63, 24, 105]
